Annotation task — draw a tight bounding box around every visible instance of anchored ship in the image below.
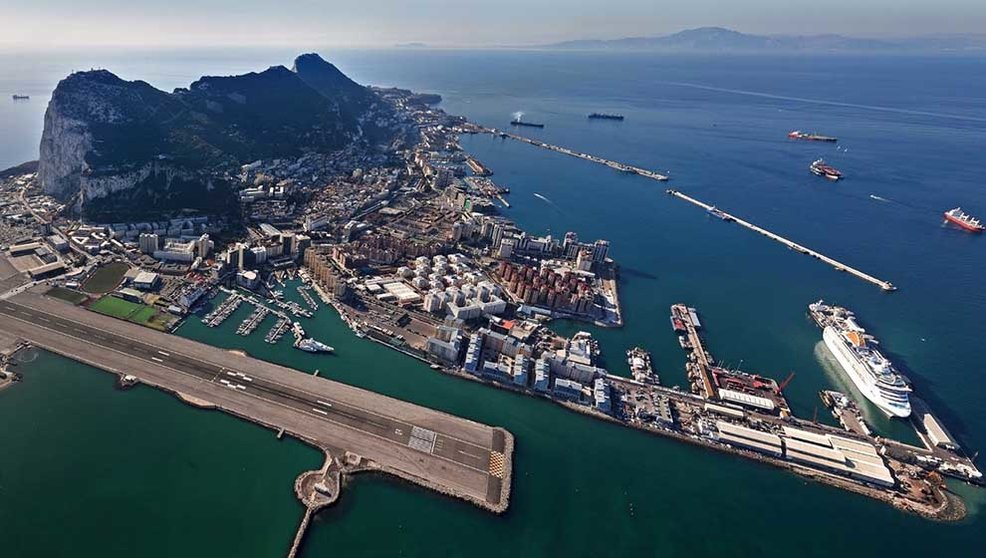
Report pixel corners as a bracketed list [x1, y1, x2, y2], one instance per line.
[510, 119, 545, 128]
[943, 207, 984, 233]
[788, 130, 837, 142]
[808, 301, 911, 418]
[295, 338, 335, 353]
[810, 159, 843, 180]
[588, 113, 625, 120]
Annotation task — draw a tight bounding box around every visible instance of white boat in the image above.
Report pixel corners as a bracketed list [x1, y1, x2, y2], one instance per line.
[295, 338, 334, 353]
[809, 301, 911, 418]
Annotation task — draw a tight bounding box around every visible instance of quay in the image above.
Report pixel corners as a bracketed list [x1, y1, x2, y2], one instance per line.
[0, 290, 513, 514]
[666, 189, 897, 292]
[671, 303, 716, 399]
[481, 127, 670, 181]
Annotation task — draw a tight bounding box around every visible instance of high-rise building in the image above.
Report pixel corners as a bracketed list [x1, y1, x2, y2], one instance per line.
[195, 233, 213, 259]
[591, 239, 610, 262]
[138, 233, 159, 254]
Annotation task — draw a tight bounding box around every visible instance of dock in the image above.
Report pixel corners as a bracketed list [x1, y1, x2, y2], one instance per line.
[483, 127, 669, 181]
[671, 303, 716, 399]
[666, 189, 897, 292]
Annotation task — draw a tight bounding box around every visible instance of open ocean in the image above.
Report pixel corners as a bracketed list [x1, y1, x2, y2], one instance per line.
[1, 48, 984, 556]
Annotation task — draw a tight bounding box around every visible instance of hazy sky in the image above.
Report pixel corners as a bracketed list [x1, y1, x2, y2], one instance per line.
[3, 0, 984, 48]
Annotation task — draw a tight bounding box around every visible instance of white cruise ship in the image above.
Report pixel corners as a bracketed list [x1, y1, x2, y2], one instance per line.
[809, 301, 911, 418]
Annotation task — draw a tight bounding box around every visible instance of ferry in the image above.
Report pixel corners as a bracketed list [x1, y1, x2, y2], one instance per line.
[808, 301, 911, 418]
[943, 207, 984, 233]
[810, 159, 843, 180]
[788, 130, 837, 142]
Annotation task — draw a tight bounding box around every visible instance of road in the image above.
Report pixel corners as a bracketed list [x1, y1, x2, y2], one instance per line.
[0, 291, 512, 511]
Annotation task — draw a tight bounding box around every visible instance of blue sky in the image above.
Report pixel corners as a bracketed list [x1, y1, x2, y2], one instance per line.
[3, 0, 984, 47]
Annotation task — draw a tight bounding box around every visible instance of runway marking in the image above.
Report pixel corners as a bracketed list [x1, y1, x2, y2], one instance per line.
[312, 408, 329, 416]
[0, 302, 499, 476]
[409, 426, 438, 454]
[150, 356, 164, 363]
[316, 400, 333, 407]
[488, 451, 506, 479]
[158, 351, 170, 357]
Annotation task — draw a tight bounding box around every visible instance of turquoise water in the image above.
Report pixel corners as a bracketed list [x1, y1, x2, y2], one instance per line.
[0, 350, 320, 557]
[1, 49, 984, 556]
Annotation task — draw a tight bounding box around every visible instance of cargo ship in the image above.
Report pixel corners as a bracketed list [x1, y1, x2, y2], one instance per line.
[295, 338, 334, 353]
[788, 130, 837, 142]
[11, 95, 29, 100]
[510, 119, 545, 128]
[588, 113, 625, 120]
[943, 207, 984, 233]
[808, 301, 911, 418]
[810, 159, 843, 180]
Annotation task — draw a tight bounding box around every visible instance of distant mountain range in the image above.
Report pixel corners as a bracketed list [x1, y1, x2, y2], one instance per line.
[542, 27, 986, 53]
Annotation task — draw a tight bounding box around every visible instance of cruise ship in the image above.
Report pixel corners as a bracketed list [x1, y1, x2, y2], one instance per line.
[808, 301, 911, 418]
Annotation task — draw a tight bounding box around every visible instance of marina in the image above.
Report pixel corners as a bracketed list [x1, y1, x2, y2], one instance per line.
[236, 305, 270, 336]
[666, 189, 897, 291]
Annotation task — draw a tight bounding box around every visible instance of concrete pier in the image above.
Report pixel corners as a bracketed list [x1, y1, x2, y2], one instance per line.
[0, 290, 514, 514]
[667, 189, 897, 291]
[483, 127, 670, 181]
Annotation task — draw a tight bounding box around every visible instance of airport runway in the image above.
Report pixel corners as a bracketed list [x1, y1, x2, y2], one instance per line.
[0, 292, 511, 511]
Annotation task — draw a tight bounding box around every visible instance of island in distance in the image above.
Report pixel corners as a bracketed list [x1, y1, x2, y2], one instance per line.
[36, 54, 420, 221]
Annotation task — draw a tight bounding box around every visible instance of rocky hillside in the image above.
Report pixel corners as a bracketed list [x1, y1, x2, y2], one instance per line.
[38, 54, 401, 220]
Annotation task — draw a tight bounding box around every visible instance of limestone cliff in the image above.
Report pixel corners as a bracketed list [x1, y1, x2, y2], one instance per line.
[37, 54, 398, 220]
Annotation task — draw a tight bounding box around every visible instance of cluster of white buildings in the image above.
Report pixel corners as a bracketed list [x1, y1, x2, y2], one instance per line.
[397, 253, 507, 320]
[140, 232, 213, 263]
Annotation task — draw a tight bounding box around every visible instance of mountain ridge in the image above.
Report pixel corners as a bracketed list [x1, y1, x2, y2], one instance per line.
[37, 53, 400, 220]
[542, 26, 986, 52]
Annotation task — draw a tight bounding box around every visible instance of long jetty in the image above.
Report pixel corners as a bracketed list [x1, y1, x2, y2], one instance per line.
[483, 127, 670, 181]
[666, 189, 897, 292]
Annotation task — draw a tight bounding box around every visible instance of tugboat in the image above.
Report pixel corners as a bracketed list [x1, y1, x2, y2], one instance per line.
[295, 338, 335, 353]
[943, 207, 984, 232]
[810, 159, 843, 180]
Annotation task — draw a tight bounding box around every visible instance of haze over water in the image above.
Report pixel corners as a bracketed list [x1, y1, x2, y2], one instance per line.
[1, 49, 984, 556]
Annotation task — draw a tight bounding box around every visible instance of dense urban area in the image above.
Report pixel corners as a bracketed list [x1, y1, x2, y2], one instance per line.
[1, 59, 982, 548]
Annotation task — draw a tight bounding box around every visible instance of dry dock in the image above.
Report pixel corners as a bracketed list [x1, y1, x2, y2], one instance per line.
[483, 127, 670, 181]
[0, 291, 513, 514]
[667, 189, 897, 291]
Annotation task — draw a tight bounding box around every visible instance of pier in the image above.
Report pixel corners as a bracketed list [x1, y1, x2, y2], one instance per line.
[1, 290, 514, 515]
[482, 127, 670, 181]
[666, 189, 897, 292]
